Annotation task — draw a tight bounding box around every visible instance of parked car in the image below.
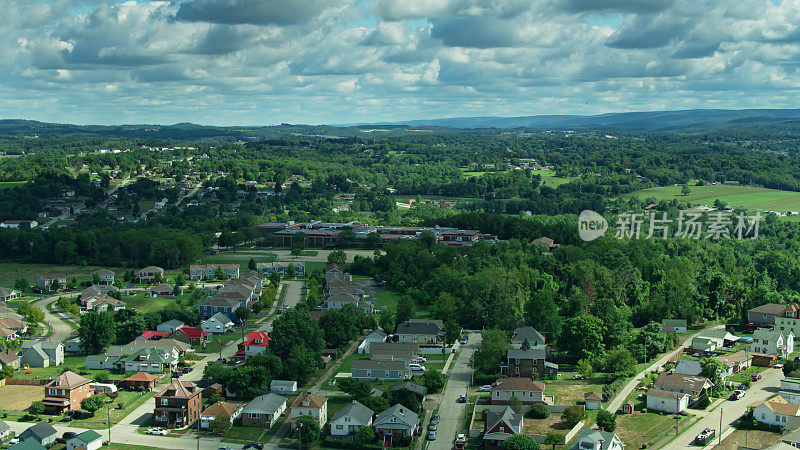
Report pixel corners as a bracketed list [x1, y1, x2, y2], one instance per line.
[243, 444, 264, 450]
[428, 430, 437, 440]
[182, 366, 193, 374]
[457, 394, 467, 403]
[408, 363, 425, 371]
[217, 447, 233, 450]
[695, 428, 715, 446]
[751, 373, 762, 382]
[737, 384, 749, 391]
[729, 390, 745, 400]
[478, 385, 492, 392]
[460, 336, 468, 344]
[171, 371, 181, 378]
[413, 356, 427, 363]
[428, 422, 438, 431]
[147, 427, 169, 436]
[431, 413, 440, 425]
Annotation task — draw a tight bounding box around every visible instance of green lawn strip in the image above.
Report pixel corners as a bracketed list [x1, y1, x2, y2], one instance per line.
[69, 391, 157, 429]
[373, 290, 401, 310]
[198, 324, 258, 355]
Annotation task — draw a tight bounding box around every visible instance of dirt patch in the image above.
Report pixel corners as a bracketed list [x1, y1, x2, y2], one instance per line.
[715, 430, 781, 450]
[0, 384, 45, 410]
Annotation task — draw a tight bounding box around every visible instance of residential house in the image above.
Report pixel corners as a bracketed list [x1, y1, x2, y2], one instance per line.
[0, 220, 37, 229]
[330, 400, 374, 437]
[751, 396, 800, 427]
[358, 329, 387, 354]
[674, 359, 703, 376]
[490, 378, 545, 405]
[150, 283, 180, 297]
[0, 419, 12, 443]
[646, 388, 690, 413]
[395, 319, 444, 344]
[217, 284, 255, 306]
[84, 294, 125, 313]
[662, 319, 688, 334]
[157, 319, 185, 334]
[201, 313, 234, 334]
[652, 372, 713, 402]
[242, 331, 270, 357]
[36, 273, 66, 292]
[19, 341, 64, 368]
[258, 262, 305, 277]
[122, 347, 178, 374]
[750, 329, 795, 359]
[9, 439, 46, 450]
[569, 429, 624, 450]
[483, 406, 523, 450]
[749, 303, 790, 327]
[290, 392, 328, 427]
[0, 287, 20, 302]
[137, 266, 164, 283]
[373, 404, 419, 439]
[110, 338, 190, 356]
[780, 378, 800, 405]
[717, 350, 752, 375]
[189, 264, 239, 281]
[171, 326, 210, 346]
[0, 317, 26, 334]
[200, 401, 244, 429]
[370, 348, 416, 364]
[584, 392, 603, 410]
[753, 353, 779, 367]
[66, 430, 102, 450]
[270, 380, 298, 396]
[324, 293, 361, 311]
[241, 393, 287, 428]
[42, 371, 93, 413]
[351, 360, 410, 381]
[510, 326, 545, 348]
[84, 355, 119, 371]
[137, 330, 169, 341]
[691, 329, 739, 352]
[0, 327, 14, 341]
[90, 269, 115, 286]
[782, 420, 800, 447]
[64, 338, 83, 353]
[153, 380, 203, 428]
[197, 296, 241, 321]
[18, 422, 57, 446]
[391, 382, 427, 397]
[505, 346, 558, 378]
[119, 372, 158, 391]
[0, 349, 20, 369]
[776, 304, 800, 337]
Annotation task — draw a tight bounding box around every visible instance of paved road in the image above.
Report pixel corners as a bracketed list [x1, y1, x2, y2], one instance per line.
[662, 367, 783, 449]
[428, 332, 481, 450]
[606, 327, 718, 413]
[32, 295, 74, 343]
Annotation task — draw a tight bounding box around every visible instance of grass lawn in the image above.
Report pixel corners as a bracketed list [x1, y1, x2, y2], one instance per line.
[121, 289, 201, 314]
[620, 184, 800, 213]
[70, 391, 157, 429]
[0, 384, 44, 410]
[305, 261, 326, 275]
[199, 324, 258, 354]
[15, 355, 88, 380]
[137, 199, 156, 211]
[374, 289, 401, 310]
[543, 375, 607, 406]
[0, 263, 127, 291]
[537, 169, 578, 186]
[726, 364, 768, 384]
[715, 429, 781, 450]
[616, 410, 694, 449]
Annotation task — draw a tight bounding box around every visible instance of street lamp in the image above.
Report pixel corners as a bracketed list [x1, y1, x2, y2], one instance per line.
[105, 398, 113, 444]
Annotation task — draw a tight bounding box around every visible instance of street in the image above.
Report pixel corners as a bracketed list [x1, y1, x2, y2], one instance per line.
[662, 367, 783, 449]
[32, 295, 75, 343]
[428, 331, 481, 450]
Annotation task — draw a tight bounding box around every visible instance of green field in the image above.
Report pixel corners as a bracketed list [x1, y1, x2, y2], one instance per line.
[0, 181, 26, 189]
[537, 169, 578, 186]
[0, 263, 127, 290]
[621, 184, 800, 212]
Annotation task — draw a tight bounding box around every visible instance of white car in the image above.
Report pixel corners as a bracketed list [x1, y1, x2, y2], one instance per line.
[146, 427, 169, 436]
[408, 363, 426, 371]
[478, 385, 492, 392]
[413, 356, 427, 363]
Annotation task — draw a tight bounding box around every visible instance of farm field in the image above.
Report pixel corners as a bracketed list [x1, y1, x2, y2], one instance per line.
[621, 184, 800, 212]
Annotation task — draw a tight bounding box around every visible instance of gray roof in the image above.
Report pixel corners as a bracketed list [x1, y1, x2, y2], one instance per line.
[352, 360, 409, 371]
[331, 400, 374, 424]
[371, 349, 415, 361]
[21, 341, 62, 351]
[366, 329, 388, 340]
[198, 296, 240, 308]
[662, 319, 687, 327]
[0, 287, 17, 297]
[21, 421, 57, 441]
[159, 319, 184, 328]
[391, 382, 426, 396]
[507, 346, 547, 360]
[570, 429, 621, 450]
[242, 393, 287, 415]
[674, 359, 703, 376]
[207, 312, 233, 325]
[696, 329, 738, 342]
[0, 419, 10, 433]
[486, 406, 522, 434]
[753, 328, 792, 342]
[271, 380, 297, 388]
[395, 319, 444, 336]
[369, 342, 420, 354]
[375, 404, 418, 428]
[511, 326, 545, 343]
[750, 303, 788, 315]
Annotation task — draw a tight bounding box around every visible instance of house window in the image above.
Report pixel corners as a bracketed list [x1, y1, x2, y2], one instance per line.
[161, 399, 168, 406]
[249, 413, 260, 419]
[336, 425, 344, 429]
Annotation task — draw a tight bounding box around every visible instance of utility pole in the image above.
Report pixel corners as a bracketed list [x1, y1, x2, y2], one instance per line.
[719, 406, 724, 445]
[106, 399, 112, 444]
[197, 410, 200, 450]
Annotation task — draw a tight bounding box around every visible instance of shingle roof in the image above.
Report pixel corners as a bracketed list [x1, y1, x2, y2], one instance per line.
[156, 380, 200, 399]
[0, 419, 10, 433]
[198, 296, 240, 308]
[662, 319, 688, 328]
[291, 392, 327, 409]
[123, 371, 157, 382]
[674, 359, 703, 376]
[0, 349, 19, 365]
[201, 401, 243, 417]
[507, 346, 547, 360]
[584, 392, 603, 402]
[243, 393, 287, 414]
[391, 382, 426, 396]
[369, 342, 420, 354]
[654, 372, 712, 394]
[72, 430, 102, 444]
[511, 326, 545, 343]
[331, 400, 374, 424]
[647, 388, 689, 400]
[45, 371, 91, 390]
[352, 360, 409, 371]
[366, 329, 388, 340]
[396, 319, 444, 336]
[750, 303, 788, 315]
[753, 328, 791, 342]
[490, 378, 545, 392]
[570, 429, 621, 450]
[207, 312, 233, 325]
[485, 406, 522, 434]
[375, 404, 418, 427]
[753, 396, 800, 416]
[22, 421, 57, 440]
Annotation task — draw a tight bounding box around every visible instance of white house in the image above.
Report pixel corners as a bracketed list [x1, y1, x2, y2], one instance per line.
[241, 393, 287, 428]
[200, 402, 244, 429]
[270, 380, 298, 396]
[751, 396, 800, 427]
[156, 320, 185, 335]
[490, 378, 545, 405]
[358, 329, 388, 354]
[330, 400, 374, 437]
[66, 430, 103, 450]
[691, 329, 739, 352]
[779, 378, 800, 405]
[290, 392, 328, 427]
[569, 429, 624, 450]
[750, 329, 795, 359]
[373, 404, 419, 438]
[646, 388, 690, 413]
[201, 313, 234, 334]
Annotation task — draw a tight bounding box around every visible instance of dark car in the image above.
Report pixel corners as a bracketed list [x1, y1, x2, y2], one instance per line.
[457, 394, 467, 403]
[430, 413, 440, 425]
[171, 371, 181, 378]
[243, 444, 264, 450]
[182, 366, 193, 373]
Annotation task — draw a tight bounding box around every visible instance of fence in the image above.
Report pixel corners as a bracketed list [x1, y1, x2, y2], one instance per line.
[5, 378, 47, 386]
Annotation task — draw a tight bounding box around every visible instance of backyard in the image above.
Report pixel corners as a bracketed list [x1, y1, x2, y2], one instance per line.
[70, 390, 157, 429]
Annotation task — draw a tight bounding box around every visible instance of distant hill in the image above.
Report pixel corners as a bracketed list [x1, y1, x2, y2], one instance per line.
[358, 109, 800, 131]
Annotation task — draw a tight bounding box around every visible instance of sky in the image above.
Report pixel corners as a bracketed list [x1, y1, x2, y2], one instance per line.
[2, 0, 800, 125]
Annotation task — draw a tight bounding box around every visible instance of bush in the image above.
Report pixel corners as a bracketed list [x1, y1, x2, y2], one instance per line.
[501, 434, 541, 450]
[27, 401, 45, 416]
[561, 406, 587, 427]
[529, 403, 550, 419]
[508, 396, 523, 414]
[595, 410, 617, 432]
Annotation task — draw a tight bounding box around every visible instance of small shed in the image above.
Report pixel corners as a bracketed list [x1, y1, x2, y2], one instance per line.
[323, 349, 339, 360]
[584, 392, 603, 410]
[204, 383, 224, 397]
[621, 400, 634, 415]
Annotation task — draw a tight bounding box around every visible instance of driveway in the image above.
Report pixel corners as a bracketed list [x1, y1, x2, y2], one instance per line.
[428, 331, 481, 450]
[32, 295, 74, 343]
[662, 366, 783, 449]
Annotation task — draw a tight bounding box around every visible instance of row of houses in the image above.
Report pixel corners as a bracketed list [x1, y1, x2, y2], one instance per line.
[323, 265, 372, 314]
[197, 272, 264, 321]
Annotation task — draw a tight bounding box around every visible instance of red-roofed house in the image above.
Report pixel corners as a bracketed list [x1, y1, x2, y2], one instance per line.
[171, 327, 210, 346]
[137, 330, 169, 341]
[243, 331, 271, 357]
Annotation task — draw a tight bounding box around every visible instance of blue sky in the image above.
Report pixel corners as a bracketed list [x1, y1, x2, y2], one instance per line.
[2, 0, 799, 125]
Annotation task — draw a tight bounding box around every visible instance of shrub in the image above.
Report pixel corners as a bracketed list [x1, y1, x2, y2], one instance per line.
[508, 396, 523, 414]
[529, 403, 550, 419]
[595, 410, 617, 432]
[27, 401, 45, 416]
[561, 406, 587, 427]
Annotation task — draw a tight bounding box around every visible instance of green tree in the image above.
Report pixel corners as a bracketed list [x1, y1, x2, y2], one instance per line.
[696, 389, 711, 409]
[681, 184, 691, 196]
[595, 410, 617, 432]
[356, 425, 375, 444]
[502, 434, 541, 450]
[209, 415, 232, 434]
[701, 357, 725, 389]
[214, 266, 226, 280]
[27, 401, 45, 416]
[396, 295, 414, 325]
[14, 278, 29, 291]
[604, 347, 636, 378]
[284, 345, 322, 385]
[419, 370, 447, 393]
[81, 394, 107, 416]
[235, 306, 251, 323]
[576, 359, 594, 379]
[269, 271, 281, 286]
[475, 329, 510, 375]
[248, 258, 257, 270]
[544, 433, 565, 450]
[377, 308, 395, 332]
[327, 250, 347, 265]
[337, 229, 357, 248]
[561, 406, 587, 427]
[287, 264, 296, 278]
[529, 403, 550, 419]
[297, 414, 320, 445]
[68, 303, 80, 315]
[508, 396, 523, 414]
[559, 314, 604, 362]
[78, 311, 117, 355]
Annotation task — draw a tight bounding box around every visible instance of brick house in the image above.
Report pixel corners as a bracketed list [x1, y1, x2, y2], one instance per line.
[42, 371, 93, 413]
[505, 346, 558, 378]
[153, 380, 203, 428]
[483, 406, 523, 450]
